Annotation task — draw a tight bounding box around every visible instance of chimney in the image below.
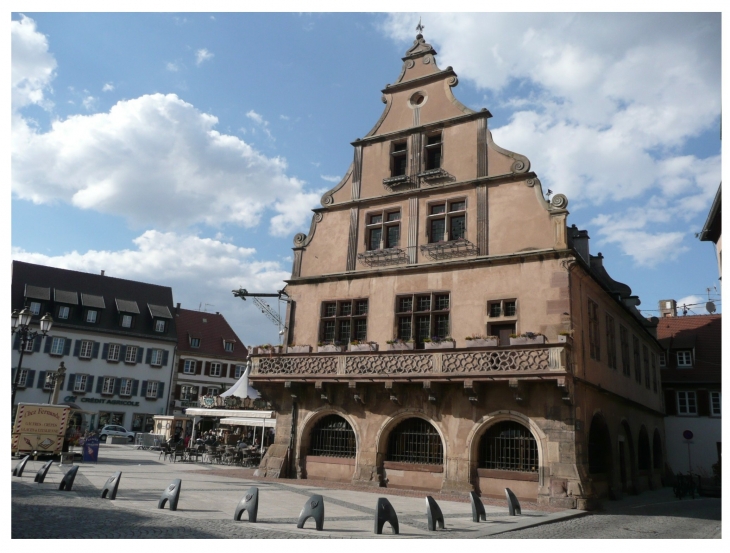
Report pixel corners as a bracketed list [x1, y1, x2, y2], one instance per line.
[175, 302, 181, 315]
[659, 299, 677, 318]
[101, 270, 105, 276]
[568, 225, 590, 264]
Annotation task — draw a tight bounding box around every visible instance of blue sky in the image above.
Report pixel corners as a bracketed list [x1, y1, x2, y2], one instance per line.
[10, 12, 722, 347]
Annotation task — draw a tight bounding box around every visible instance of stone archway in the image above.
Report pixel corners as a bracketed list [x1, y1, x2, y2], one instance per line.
[587, 412, 613, 498]
[297, 407, 360, 483]
[617, 419, 636, 495]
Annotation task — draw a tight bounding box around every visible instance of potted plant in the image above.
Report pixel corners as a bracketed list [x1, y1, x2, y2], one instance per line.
[558, 331, 573, 345]
[348, 340, 379, 352]
[386, 339, 415, 351]
[317, 341, 346, 353]
[287, 344, 312, 354]
[465, 334, 499, 348]
[424, 336, 456, 350]
[509, 332, 546, 346]
[255, 343, 283, 355]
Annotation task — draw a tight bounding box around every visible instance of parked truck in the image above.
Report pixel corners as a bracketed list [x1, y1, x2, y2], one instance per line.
[12, 403, 71, 456]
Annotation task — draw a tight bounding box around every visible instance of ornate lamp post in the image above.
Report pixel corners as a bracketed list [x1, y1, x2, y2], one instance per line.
[45, 362, 67, 404]
[11, 307, 53, 420]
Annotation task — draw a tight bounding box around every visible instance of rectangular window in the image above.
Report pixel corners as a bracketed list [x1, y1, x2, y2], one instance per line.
[181, 385, 196, 400]
[619, 325, 631, 377]
[79, 340, 93, 359]
[210, 363, 222, 377]
[588, 299, 600, 361]
[154, 319, 166, 332]
[107, 343, 120, 362]
[710, 392, 721, 416]
[234, 365, 245, 378]
[395, 292, 450, 345]
[184, 359, 196, 374]
[190, 338, 200, 348]
[425, 132, 442, 170]
[320, 299, 368, 344]
[427, 199, 466, 243]
[23, 339, 34, 353]
[677, 391, 697, 415]
[102, 377, 115, 395]
[391, 141, 408, 176]
[17, 369, 28, 387]
[366, 210, 400, 251]
[58, 306, 70, 319]
[504, 301, 516, 317]
[224, 341, 234, 352]
[120, 378, 132, 397]
[73, 375, 88, 392]
[146, 381, 159, 399]
[651, 352, 658, 393]
[50, 337, 65, 355]
[121, 314, 132, 328]
[489, 302, 501, 317]
[605, 314, 617, 370]
[150, 349, 163, 366]
[29, 302, 41, 315]
[677, 351, 692, 368]
[633, 336, 642, 383]
[659, 352, 666, 367]
[124, 346, 138, 363]
[86, 310, 97, 323]
[43, 374, 55, 390]
[643, 345, 650, 389]
[208, 387, 219, 397]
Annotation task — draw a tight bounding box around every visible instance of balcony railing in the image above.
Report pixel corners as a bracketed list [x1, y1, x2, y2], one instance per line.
[357, 247, 408, 267]
[250, 344, 570, 380]
[382, 174, 412, 191]
[420, 238, 478, 260]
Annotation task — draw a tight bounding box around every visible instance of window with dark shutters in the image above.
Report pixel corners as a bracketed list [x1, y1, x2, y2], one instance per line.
[162, 350, 169, 366]
[62, 338, 72, 356]
[37, 371, 47, 389]
[664, 389, 677, 415]
[92, 342, 100, 359]
[86, 375, 94, 392]
[67, 374, 76, 391]
[136, 347, 144, 363]
[131, 380, 139, 396]
[197, 360, 203, 375]
[205, 362, 211, 376]
[73, 340, 82, 357]
[157, 382, 165, 399]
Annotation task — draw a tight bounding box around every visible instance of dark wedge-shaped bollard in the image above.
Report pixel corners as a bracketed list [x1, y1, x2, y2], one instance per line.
[374, 497, 399, 535]
[13, 455, 30, 477]
[234, 486, 259, 522]
[101, 471, 122, 500]
[469, 491, 487, 522]
[158, 479, 182, 511]
[296, 494, 324, 531]
[59, 466, 79, 491]
[505, 488, 521, 516]
[426, 495, 445, 531]
[34, 459, 54, 483]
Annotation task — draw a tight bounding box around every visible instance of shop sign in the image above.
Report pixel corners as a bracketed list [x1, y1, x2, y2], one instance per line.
[64, 395, 139, 407]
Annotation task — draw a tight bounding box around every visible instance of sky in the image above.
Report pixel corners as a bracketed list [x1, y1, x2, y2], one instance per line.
[8, 11, 723, 348]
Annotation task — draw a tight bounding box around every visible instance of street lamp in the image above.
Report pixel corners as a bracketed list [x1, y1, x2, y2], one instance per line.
[11, 307, 53, 420]
[45, 362, 67, 404]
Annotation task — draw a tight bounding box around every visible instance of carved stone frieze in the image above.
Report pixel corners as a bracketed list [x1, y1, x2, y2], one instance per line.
[345, 354, 433, 375]
[441, 349, 552, 373]
[257, 356, 338, 375]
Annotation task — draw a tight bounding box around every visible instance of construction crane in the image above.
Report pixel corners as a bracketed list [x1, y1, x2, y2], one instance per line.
[232, 288, 290, 343]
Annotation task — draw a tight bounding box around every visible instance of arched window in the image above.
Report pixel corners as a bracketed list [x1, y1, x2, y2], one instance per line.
[308, 415, 356, 458]
[386, 418, 443, 465]
[478, 421, 538, 472]
[638, 427, 651, 471]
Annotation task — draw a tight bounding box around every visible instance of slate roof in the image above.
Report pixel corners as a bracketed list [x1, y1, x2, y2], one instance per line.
[11, 260, 177, 341]
[175, 308, 247, 361]
[656, 314, 721, 385]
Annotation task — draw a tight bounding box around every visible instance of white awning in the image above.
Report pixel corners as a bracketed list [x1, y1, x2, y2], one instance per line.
[219, 360, 259, 399]
[219, 417, 276, 428]
[183, 408, 274, 419]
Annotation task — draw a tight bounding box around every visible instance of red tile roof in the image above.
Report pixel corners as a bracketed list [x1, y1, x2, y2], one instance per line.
[656, 314, 721, 384]
[175, 308, 247, 361]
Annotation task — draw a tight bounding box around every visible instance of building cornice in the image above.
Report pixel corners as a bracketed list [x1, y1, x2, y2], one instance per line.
[47, 322, 178, 344]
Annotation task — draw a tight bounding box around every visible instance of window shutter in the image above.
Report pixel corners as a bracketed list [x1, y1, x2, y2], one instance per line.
[27, 370, 36, 388]
[141, 381, 148, 397]
[204, 362, 211, 376]
[37, 371, 47, 389]
[175, 385, 181, 400]
[228, 364, 235, 378]
[137, 347, 144, 363]
[697, 390, 710, 416]
[145, 348, 153, 364]
[96, 377, 104, 394]
[201, 386, 208, 396]
[221, 364, 228, 378]
[92, 342, 100, 359]
[44, 336, 52, 354]
[63, 338, 72, 356]
[120, 345, 127, 360]
[73, 340, 81, 357]
[33, 337, 42, 352]
[196, 361, 203, 375]
[13, 332, 21, 350]
[157, 382, 165, 399]
[664, 389, 677, 415]
[191, 385, 199, 400]
[131, 380, 139, 396]
[162, 350, 169, 366]
[101, 343, 109, 360]
[113, 378, 121, 396]
[178, 358, 185, 373]
[67, 374, 76, 391]
[86, 375, 94, 392]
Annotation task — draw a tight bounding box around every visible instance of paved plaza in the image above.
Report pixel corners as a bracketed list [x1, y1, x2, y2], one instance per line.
[11, 444, 721, 539]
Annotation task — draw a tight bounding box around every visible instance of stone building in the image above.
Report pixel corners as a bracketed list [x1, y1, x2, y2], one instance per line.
[250, 32, 665, 508]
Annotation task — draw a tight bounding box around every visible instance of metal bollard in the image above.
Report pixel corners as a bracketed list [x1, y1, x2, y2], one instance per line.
[374, 497, 399, 535]
[101, 471, 122, 500]
[59, 466, 79, 491]
[34, 459, 54, 483]
[12, 455, 30, 477]
[425, 495, 445, 531]
[158, 479, 182, 511]
[469, 491, 487, 522]
[505, 488, 521, 516]
[234, 486, 259, 522]
[296, 494, 324, 531]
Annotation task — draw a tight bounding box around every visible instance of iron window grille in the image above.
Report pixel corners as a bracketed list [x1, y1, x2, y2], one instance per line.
[319, 299, 368, 344]
[396, 292, 450, 346]
[479, 421, 538, 472]
[308, 415, 356, 458]
[386, 418, 443, 465]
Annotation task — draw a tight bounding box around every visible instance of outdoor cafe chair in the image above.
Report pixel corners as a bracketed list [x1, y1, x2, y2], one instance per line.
[172, 442, 186, 463]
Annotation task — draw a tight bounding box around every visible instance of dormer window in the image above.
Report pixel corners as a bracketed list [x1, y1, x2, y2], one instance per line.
[190, 338, 201, 348]
[121, 314, 133, 328]
[677, 350, 692, 368]
[224, 340, 234, 352]
[154, 319, 166, 333]
[57, 306, 70, 320]
[116, 299, 140, 329]
[86, 310, 98, 324]
[29, 302, 42, 316]
[391, 141, 408, 177]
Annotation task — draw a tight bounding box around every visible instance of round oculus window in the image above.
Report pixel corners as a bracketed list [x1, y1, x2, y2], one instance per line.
[410, 92, 426, 106]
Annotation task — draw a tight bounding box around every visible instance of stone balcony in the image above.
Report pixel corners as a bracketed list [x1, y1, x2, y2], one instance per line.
[249, 343, 572, 385]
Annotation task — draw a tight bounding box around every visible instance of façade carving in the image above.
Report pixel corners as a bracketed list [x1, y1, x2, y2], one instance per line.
[293, 233, 307, 246]
[292, 212, 324, 248]
[257, 356, 338, 375]
[406, 60, 415, 69]
[447, 76, 458, 87]
[551, 194, 568, 209]
[511, 159, 529, 173]
[442, 349, 552, 373]
[345, 354, 433, 375]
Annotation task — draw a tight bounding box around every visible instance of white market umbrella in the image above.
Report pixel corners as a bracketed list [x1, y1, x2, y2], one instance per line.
[220, 360, 260, 399]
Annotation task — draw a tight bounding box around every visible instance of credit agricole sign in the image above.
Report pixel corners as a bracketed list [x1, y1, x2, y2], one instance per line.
[64, 395, 140, 407]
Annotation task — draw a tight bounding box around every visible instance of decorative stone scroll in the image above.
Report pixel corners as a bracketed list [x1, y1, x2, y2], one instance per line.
[257, 356, 338, 376]
[345, 354, 433, 375]
[442, 349, 552, 374]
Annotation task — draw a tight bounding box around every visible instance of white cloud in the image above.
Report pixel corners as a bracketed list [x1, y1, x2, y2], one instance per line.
[82, 95, 97, 111]
[279, 114, 290, 121]
[102, 82, 114, 92]
[12, 231, 291, 346]
[246, 109, 274, 140]
[11, 15, 57, 112]
[166, 62, 180, 72]
[195, 48, 214, 66]
[675, 295, 710, 316]
[320, 175, 341, 183]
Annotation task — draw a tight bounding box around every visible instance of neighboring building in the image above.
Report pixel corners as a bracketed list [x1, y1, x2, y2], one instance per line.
[11, 261, 177, 433]
[250, 32, 665, 508]
[656, 304, 721, 476]
[699, 184, 721, 280]
[170, 307, 248, 416]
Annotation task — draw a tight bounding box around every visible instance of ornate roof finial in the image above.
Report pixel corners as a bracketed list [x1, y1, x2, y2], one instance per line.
[416, 17, 424, 36]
